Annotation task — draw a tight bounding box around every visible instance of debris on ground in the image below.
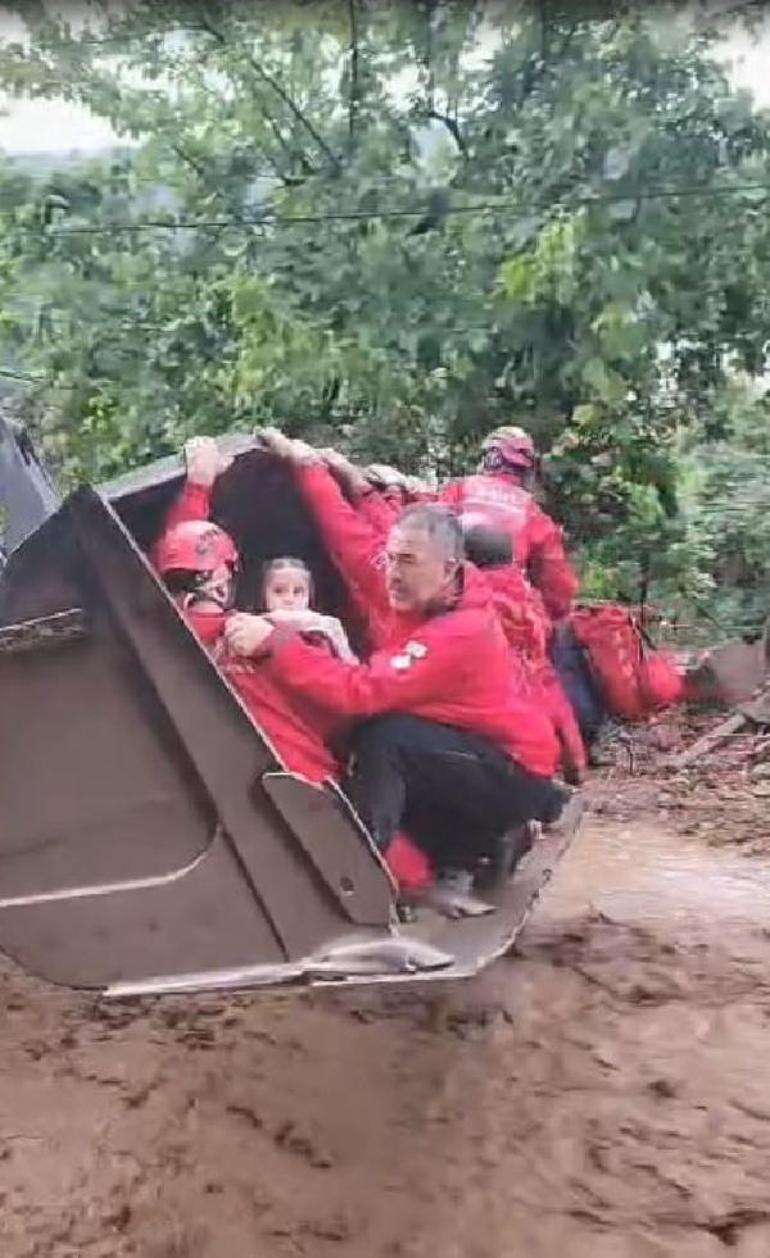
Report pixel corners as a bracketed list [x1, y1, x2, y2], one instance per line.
[591, 686, 770, 854]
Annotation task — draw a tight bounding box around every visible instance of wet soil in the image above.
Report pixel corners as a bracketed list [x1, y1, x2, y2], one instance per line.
[3, 804, 770, 1257]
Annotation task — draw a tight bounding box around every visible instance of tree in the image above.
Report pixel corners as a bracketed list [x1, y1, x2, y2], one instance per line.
[0, 1, 768, 618]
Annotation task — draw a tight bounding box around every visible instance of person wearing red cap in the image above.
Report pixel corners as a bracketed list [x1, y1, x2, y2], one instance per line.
[151, 438, 352, 786]
[152, 439, 432, 894]
[227, 432, 572, 896]
[152, 514, 345, 786]
[440, 425, 579, 622]
[299, 440, 586, 783]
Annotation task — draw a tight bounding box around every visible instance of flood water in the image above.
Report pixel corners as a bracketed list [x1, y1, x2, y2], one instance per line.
[544, 818, 770, 927]
[3, 816, 770, 1258]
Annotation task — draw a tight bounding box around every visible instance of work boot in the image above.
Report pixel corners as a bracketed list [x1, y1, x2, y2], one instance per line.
[417, 868, 496, 919]
[542, 786, 585, 838]
[475, 823, 537, 892]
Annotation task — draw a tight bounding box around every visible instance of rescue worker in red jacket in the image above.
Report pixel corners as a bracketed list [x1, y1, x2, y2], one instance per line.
[461, 524, 587, 784]
[225, 432, 571, 879]
[304, 443, 586, 783]
[153, 517, 345, 786]
[151, 438, 351, 786]
[440, 425, 579, 622]
[156, 437, 439, 892]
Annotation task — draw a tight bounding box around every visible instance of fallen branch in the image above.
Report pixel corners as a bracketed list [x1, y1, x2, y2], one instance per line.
[666, 711, 748, 771]
[666, 684, 770, 771]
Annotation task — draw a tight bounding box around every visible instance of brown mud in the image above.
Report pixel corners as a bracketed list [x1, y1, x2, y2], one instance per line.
[2, 787, 770, 1258]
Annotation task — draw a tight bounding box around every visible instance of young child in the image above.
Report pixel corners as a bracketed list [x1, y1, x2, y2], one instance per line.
[161, 436, 355, 661]
[152, 517, 344, 785]
[260, 555, 357, 662]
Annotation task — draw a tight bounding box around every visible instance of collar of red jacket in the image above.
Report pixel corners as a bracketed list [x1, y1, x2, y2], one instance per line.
[183, 605, 228, 647]
[389, 562, 493, 634]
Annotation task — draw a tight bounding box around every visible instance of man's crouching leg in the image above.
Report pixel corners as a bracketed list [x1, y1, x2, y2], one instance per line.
[344, 714, 569, 888]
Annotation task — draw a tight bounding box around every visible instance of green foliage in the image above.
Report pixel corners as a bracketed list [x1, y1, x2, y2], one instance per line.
[0, 1, 767, 622]
[681, 382, 770, 627]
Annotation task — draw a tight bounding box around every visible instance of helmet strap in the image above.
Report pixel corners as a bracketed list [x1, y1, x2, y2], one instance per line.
[482, 448, 528, 478]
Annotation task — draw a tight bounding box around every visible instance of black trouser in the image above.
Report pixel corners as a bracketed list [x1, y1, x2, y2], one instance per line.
[345, 714, 564, 872]
[550, 623, 606, 747]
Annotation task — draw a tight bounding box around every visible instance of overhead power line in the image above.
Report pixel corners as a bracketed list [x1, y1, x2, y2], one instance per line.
[2, 177, 770, 240]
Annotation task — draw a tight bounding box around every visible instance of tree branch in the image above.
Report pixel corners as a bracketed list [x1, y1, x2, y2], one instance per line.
[246, 53, 340, 171]
[348, 0, 360, 147]
[540, 0, 550, 64]
[194, 9, 340, 171]
[423, 0, 435, 114]
[171, 141, 206, 181]
[427, 108, 468, 157]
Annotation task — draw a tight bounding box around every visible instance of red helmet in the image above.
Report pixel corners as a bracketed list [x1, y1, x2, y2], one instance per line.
[153, 520, 239, 577]
[482, 425, 537, 471]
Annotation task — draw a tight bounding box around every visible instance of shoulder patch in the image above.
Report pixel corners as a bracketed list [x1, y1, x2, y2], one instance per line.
[390, 653, 413, 671]
[404, 640, 428, 659]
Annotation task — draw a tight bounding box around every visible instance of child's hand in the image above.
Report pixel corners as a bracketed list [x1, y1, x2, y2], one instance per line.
[315, 615, 358, 663]
[264, 609, 319, 630]
[365, 463, 408, 489]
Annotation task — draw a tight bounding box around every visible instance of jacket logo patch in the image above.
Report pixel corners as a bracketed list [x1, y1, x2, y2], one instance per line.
[404, 640, 428, 659]
[390, 653, 413, 671]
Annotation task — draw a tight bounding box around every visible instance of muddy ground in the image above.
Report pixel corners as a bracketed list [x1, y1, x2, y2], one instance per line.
[3, 754, 770, 1257]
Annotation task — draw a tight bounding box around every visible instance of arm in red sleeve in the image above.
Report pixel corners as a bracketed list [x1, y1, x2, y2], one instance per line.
[435, 480, 462, 511]
[294, 464, 390, 625]
[163, 481, 213, 530]
[264, 614, 478, 720]
[355, 487, 403, 537]
[150, 480, 213, 569]
[527, 514, 579, 621]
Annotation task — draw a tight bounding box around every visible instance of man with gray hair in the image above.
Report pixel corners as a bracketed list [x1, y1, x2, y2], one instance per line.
[225, 433, 569, 892]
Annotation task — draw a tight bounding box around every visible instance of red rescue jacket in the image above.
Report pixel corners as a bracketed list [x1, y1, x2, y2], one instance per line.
[480, 565, 586, 779]
[327, 474, 583, 778]
[355, 486, 405, 539]
[439, 473, 578, 621]
[161, 480, 213, 534]
[155, 482, 343, 785]
[198, 610, 342, 785]
[571, 604, 685, 722]
[289, 465, 561, 777]
[480, 564, 550, 670]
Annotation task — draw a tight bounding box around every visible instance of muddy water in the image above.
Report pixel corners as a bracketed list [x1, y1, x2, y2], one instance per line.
[3, 818, 770, 1258]
[544, 820, 770, 926]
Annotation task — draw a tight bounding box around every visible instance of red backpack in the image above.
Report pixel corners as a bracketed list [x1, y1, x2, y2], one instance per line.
[570, 604, 685, 722]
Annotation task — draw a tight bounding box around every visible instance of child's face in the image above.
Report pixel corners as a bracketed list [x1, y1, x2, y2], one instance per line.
[263, 565, 311, 612]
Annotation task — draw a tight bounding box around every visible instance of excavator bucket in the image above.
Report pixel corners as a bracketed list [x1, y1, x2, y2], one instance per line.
[0, 412, 61, 563]
[0, 437, 578, 997]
